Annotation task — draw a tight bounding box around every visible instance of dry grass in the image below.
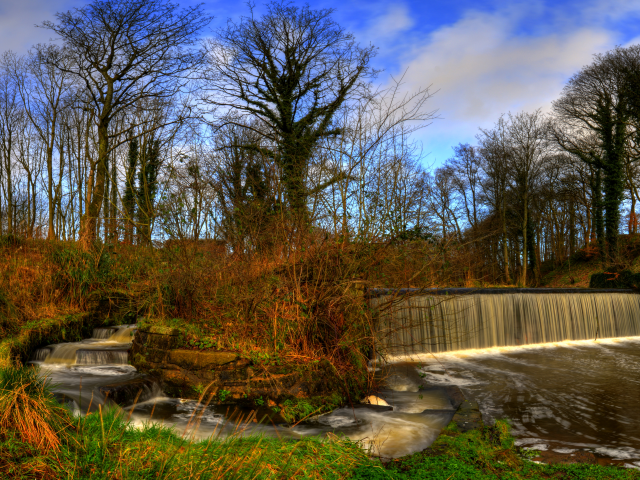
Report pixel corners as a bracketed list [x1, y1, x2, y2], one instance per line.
[0, 365, 71, 453]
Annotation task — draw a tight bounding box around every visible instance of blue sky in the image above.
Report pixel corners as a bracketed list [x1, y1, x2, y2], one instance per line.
[2, 0, 640, 166]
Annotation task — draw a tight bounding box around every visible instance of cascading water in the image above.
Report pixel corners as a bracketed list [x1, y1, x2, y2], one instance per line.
[32, 324, 456, 458]
[41, 325, 136, 365]
[32, 347, 51, 361]
[32, 325, 141, 412]
[374, 289, 640, 467]
[92, 327, 117, 340]
[76, 349, 129, 365]
[371, 289, 640, 355]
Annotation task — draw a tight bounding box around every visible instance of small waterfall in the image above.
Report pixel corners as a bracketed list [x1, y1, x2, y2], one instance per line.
[42, 324, 136, 365]
[92, 328, 117, 339]
[371, 290, 640, 355]
[109, 326, 136, 342]
[44, 343, 83, 364]
[76, 349, 129, 365]
[32, 348, 51, 362]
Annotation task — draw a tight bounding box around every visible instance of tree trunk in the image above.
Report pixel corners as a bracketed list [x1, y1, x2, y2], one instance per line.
[521, 189, 528, 286]
[501, 196, 511, 284]
[80, 121, 108, 249]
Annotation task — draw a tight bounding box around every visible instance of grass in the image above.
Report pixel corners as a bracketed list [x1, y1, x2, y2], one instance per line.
[1, 365, 639, 479]
[0, 364, 374, 479]
[0, 365, 71, 453]
[352, 420, 640, 480]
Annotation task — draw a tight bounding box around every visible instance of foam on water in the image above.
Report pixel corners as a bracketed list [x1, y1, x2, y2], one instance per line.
[386, 337, 640, 464]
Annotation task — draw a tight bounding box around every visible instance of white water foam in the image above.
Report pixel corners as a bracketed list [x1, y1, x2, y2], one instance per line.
[382, 335, 640, 364]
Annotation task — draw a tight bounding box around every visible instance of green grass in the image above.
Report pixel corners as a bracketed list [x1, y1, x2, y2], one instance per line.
[352, 421, 640, 480]
[2, 406, 373, 479]
[1, 365, 639, 479]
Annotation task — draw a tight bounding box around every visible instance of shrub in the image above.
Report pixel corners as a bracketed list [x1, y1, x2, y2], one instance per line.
[589, 269, 640, 289]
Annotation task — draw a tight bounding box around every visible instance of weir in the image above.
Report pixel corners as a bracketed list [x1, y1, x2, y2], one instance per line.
[370, 289, 640, 355]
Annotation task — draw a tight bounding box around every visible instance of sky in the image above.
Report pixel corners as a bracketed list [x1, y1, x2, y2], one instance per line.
[1, 0, 640, 166]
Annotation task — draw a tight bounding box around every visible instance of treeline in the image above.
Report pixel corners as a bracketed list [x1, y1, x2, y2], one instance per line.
[0, 0, 638, 286]
[439, 46, 640, 285]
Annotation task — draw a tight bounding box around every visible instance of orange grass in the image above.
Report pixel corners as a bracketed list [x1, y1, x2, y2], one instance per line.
[0, 365, 71, 453]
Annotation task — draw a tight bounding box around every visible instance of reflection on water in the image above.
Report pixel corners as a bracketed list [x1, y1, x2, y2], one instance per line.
[33, 325, 454, 458]
[389, 336, 640, 467]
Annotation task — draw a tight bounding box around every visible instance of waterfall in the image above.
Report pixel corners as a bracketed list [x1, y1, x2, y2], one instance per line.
[108, 326, 136, 342]
[32, 348, 51, 361]
[371, 290, 640, 355]
[92, 328, 117, 339]
[41, 324, 136, 365]
[76, 349, 129, 365]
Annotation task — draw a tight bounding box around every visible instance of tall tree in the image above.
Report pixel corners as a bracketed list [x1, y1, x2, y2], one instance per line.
[553, 45, 640, 259]
[4, 46, 75, 240]
[478, 117, 513, 284]
[123, 138, 138, 244]
[507, 110, 549, 285]
[0, 71, 24, 235]
[203, 1, 376, 225]
[41, 0, 210, 248]
[136, 137, 160, 244]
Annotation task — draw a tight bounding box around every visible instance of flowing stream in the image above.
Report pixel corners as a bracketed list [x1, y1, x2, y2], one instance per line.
[388, 337, 640, 468]
[32, 325, 455, 458]
[33, 290, 640, 464]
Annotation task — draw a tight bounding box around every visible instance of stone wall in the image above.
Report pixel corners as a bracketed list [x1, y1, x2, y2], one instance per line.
[131, 325, 343, 407]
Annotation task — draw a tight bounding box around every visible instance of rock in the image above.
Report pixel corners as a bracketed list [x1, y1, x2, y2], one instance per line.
[351, 403, 394, 412]
[362, 395, 390, 406]
[451, 398, 483, 432]
[167, 350, 238, 369]
[99, 377, 158, 406]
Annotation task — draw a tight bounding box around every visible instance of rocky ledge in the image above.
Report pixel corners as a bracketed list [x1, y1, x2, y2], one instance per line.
[130, 325, 344, 408]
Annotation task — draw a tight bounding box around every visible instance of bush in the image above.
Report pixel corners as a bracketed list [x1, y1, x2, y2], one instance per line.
[589, 269, 640, 289]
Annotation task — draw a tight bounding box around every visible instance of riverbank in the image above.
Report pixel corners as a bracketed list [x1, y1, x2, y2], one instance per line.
[2, 367, 638, 480]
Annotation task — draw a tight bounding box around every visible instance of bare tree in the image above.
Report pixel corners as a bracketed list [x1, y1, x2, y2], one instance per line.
[553, 45, 640, 259]
[507, 110, 550, 285]
[0, 70, 25, 235]
[478, 116, 512, 283]
[41, 0, 211, 248]
[202, 1, 377, 225]
[4, 46, 76, 239]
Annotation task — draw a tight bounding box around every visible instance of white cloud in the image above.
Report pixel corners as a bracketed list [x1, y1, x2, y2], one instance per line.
[381, 4, 619, 161]
[0, 0, 71, 54]
[365, 3, 414, 41]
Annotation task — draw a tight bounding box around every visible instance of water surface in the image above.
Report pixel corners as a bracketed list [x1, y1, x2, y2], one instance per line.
[389, 336, 640, 467]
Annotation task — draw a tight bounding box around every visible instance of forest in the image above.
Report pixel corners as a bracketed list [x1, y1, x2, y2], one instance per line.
[0, 0, 639, 289]
[3, 1, 640, 478]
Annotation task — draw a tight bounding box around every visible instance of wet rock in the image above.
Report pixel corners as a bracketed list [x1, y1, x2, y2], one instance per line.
[362, 395, 390, 406]
[130, 328, 348, 410]
[99, 377, 158, 406]
[351, 404, 394, 412]
[452, 398, 483, 432]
